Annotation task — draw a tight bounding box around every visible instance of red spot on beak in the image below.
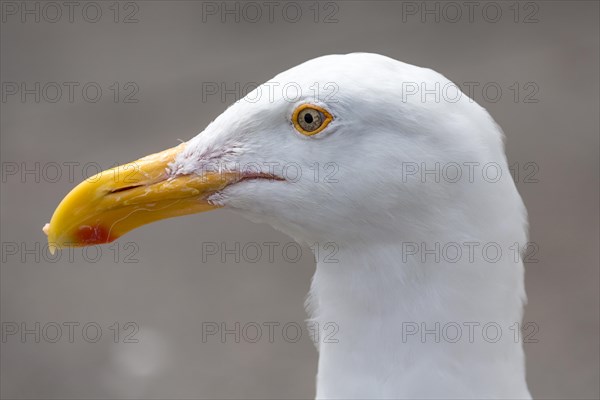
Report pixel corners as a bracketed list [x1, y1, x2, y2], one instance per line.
[75, 225, 114, 245]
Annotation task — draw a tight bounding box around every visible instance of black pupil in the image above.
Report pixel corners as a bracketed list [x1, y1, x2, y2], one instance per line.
[303, 113, 314, 124]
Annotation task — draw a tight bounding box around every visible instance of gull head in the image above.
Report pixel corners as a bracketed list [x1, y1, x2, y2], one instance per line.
[43, 53, 526, 250]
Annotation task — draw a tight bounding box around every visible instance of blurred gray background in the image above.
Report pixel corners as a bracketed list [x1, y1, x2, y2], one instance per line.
[1, 1, 598, 399]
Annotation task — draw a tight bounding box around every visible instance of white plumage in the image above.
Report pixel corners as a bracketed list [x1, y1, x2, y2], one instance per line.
[168, 53, 530, 399]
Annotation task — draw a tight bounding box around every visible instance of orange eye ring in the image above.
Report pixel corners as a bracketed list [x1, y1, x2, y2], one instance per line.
[292, 104, 333, 136]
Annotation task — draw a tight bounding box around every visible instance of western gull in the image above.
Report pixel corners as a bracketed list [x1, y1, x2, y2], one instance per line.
[43, 53, 530, 399]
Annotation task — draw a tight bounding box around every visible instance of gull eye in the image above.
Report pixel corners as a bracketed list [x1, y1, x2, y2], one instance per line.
[292, 104, 333, 136]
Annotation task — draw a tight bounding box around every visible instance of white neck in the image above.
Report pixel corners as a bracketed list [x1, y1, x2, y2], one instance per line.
[308, 240, 531, 399]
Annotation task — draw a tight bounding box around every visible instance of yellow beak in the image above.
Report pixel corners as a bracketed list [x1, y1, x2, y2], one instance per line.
[43, 143, 239, 254]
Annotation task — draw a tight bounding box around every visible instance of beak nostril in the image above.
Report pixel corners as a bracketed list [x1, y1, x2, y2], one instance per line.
[108, 185, 143, 194]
